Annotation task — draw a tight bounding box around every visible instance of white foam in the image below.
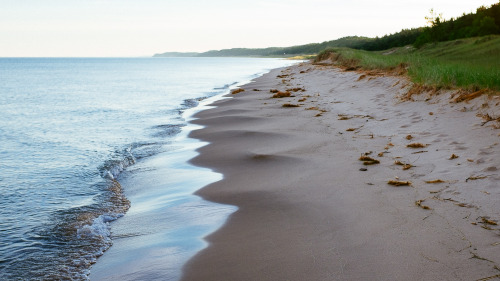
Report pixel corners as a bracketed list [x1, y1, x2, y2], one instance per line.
[77, 213, 123, 242]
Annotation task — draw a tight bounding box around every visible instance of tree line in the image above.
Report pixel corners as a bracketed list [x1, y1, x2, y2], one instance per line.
[154, 2, 500, 57]
[413, 2, 500, 47]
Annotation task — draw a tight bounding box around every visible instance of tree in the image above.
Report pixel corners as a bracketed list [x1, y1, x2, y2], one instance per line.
[477, 16, 499, 36]
[425, 9, 443, 27]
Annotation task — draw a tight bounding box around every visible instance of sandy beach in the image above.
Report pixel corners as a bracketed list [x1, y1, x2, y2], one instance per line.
[182, 62, 500, 280]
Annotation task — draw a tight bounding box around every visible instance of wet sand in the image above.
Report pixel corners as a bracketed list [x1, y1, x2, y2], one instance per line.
[89, 98, 236, 281]
[182, 62, 500, 280]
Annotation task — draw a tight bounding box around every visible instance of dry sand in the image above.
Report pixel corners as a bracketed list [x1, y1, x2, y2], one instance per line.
[182, 62, 500, 281]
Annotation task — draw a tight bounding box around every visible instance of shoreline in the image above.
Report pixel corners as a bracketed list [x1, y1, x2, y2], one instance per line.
[88, 93, 237, 280]
[87, 65, 293, 280]
[182, 62, 500, 280]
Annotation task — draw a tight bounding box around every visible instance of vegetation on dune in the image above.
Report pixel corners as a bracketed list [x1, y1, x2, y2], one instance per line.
[315, 35, 500, 91]
[312, 3, 500, 91]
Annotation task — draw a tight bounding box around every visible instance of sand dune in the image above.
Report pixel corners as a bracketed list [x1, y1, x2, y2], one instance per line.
[183, 62, 500, 280]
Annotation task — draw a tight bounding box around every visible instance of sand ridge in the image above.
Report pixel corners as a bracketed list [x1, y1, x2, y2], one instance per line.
[183, 62, 500, 280]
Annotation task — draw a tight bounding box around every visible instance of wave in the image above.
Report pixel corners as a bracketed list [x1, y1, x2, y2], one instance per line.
[99, 149, 136, 180]
[68, 96, 214, 279]
[150, 123, 185, 138]
[213, 81, 237, 90]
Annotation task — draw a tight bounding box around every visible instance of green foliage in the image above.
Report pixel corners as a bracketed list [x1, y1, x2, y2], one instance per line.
[357, 29, 424, 51]
[477, 16, 500, 36]
[415, 3, 500, 47]
[319, 36, 500, 91]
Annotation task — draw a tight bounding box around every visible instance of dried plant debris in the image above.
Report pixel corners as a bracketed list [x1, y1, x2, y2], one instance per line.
[476, 274, 500, 281]
[272, 91, 292, 98]
[407, 143, 427, 148]
[449, 154, 459, 160]
[477, 113, 500, 126]
[363, 160, 380, 165]
[384, 142, 394, 150]
[306, 106, 319, 110]
[298, 98, 307, 102]
[452, 89, 487, 103]
[481, 217, 498, 226]
[402, 164, 412, 170]
[231, 88, 245, 95]
[359, 155, 380, 165]
[455, 202, 476, 208]
[466, 175, 487, 182]
[338, 114, 373, 120]
[406, 134, 413, 140]
[270, 89, 279, 93]
[425, 179, 446, 184]
[415, 200, 431, 210]
[346, 128, 357, 132]
[282, 103, 300, 108]
[286, 87, 305, 92]
[387, 179, 412, 186]
[394, 160, 412, 170]
[252, 89, 261, 91]
[400, 84, 437, 101]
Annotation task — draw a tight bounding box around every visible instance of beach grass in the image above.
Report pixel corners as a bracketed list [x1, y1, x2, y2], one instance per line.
[315, 35, 500, 91]
[287, 54, 317, 60]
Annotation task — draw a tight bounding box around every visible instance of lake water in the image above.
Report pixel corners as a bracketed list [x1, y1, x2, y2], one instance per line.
[0, 57, 295, 280]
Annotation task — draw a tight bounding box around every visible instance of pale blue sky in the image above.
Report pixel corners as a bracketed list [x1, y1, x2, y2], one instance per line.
[0, 0, 497, 57]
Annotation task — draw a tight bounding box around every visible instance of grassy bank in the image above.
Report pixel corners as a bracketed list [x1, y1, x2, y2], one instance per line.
[315, 35, 500, 91]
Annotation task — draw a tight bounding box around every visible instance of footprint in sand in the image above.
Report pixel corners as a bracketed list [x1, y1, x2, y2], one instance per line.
[478, 148, 492, 156]
[448, 141, 468, 151]
[476, 157, 488, 164]
[484, 166, 497, 172]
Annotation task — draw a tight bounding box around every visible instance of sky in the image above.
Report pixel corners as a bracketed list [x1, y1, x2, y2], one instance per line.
[0, 0, 498, 57]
